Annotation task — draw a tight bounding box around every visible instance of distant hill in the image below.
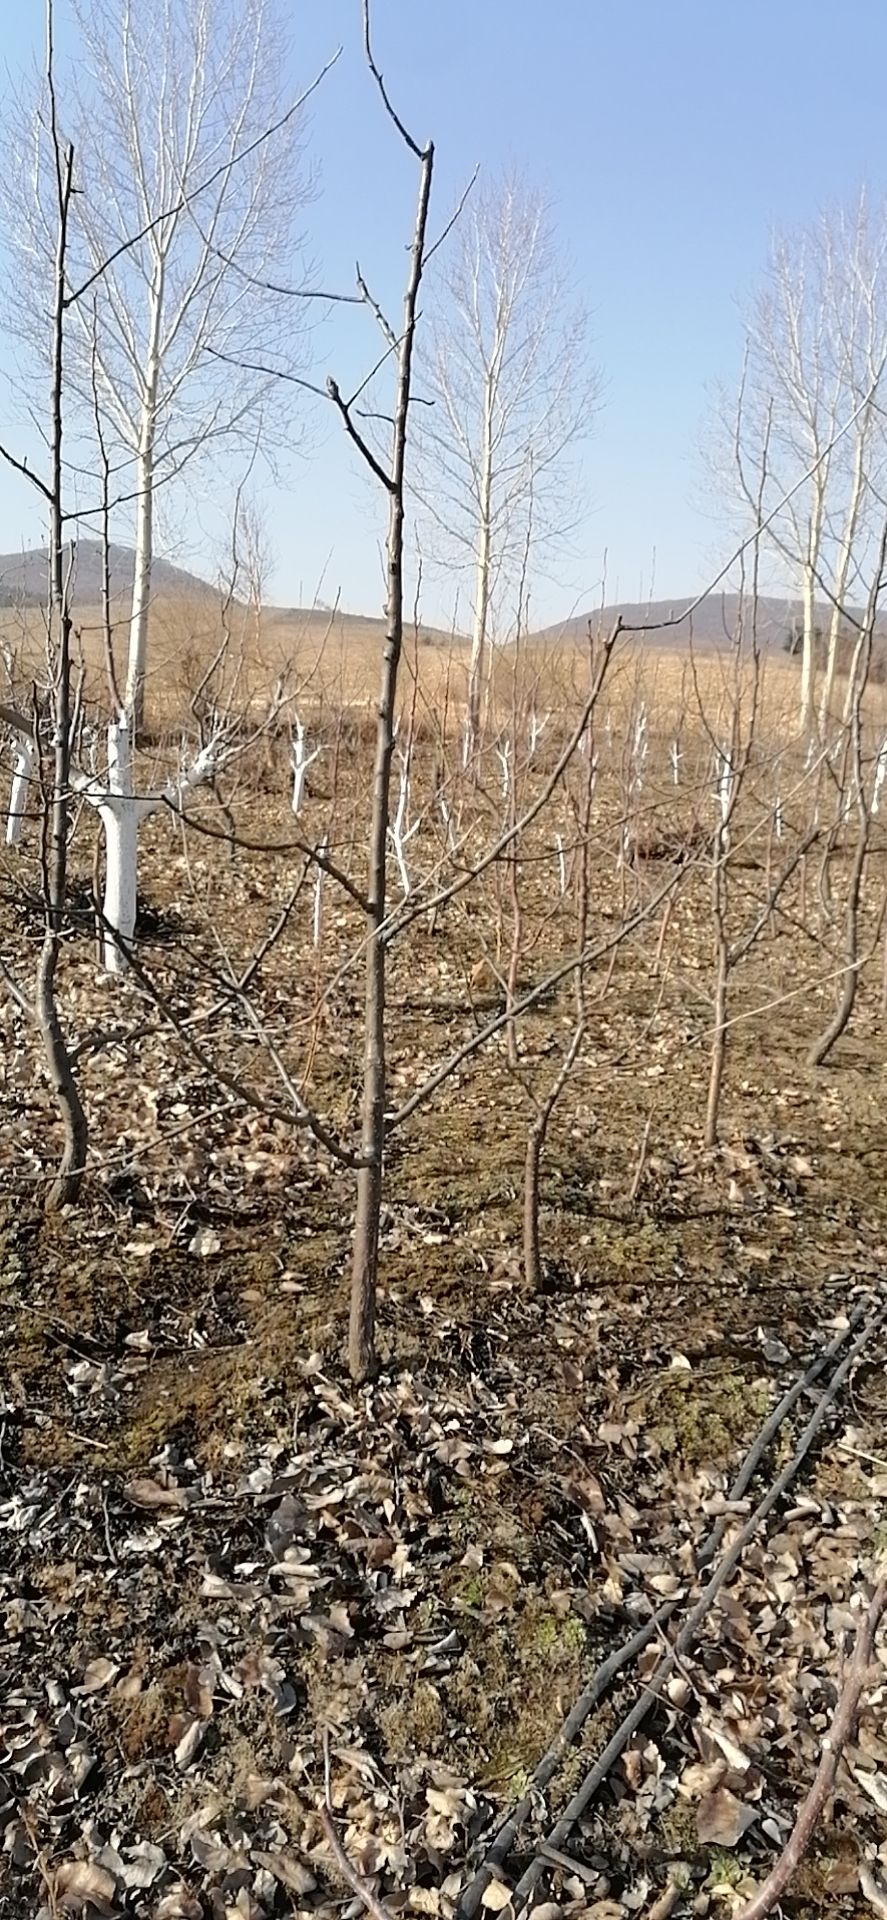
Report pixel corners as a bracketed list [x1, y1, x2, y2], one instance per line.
[528, 594, 810, 653]
[0, 540, 214, 608]
[264, 603, 460, 650]
[0, 551, 869, 664]
[0, 545, 457, 651]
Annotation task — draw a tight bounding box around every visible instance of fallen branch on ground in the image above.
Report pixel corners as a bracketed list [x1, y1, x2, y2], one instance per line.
[733, 1575, 887, 1920]
[321, 1729, 394, 1920]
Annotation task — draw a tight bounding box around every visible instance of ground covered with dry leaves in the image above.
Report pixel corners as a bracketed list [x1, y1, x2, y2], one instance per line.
[3, 1219, 887, 1920]
[3, 728, 887, 1919]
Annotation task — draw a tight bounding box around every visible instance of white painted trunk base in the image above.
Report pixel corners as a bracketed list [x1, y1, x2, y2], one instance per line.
[6, 739, 36, 847]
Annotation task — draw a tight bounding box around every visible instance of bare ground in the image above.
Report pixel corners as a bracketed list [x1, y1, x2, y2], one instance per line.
[2, 713, 887, 1918]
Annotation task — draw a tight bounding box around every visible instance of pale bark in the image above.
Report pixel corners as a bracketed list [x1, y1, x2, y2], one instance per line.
[466, 374, 494, 755]
[79, 719, 218, 975]
[719, 196, 887, 741]
[807, 522, 886, 1065]
[6, 737, 35, 847]
[124, 379, 159, 729]
[414, 174, 597, 709]
[799, 566, 818, 741]
[820, 426, 867, 725]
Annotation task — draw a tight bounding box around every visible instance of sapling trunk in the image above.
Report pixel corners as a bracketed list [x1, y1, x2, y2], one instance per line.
[38, 598, 89, 1210]
[522, 640, 598, 1288]
[79, 721, 218, 976]
[808, 787, 869, 1065]
[807, 514, 887, 1066]
[505, 836, 522, 1068]
[523, 1020, 585, 1289]
[704, 914, 729, 1149]
[38, 137, 88, 1208]
[347, 101, 434, 1384]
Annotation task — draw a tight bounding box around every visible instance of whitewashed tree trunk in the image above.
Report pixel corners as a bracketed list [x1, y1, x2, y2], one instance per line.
[99, 798, 140, 974]
[527, 709, 548, 759]
[6, 737, 36, 847]
[313, 836, 328, 949]
[438, 793, 457, 851]
[80, 718, 215, 976]
[497, 738, 512, 797]
[290, 715, 321, 815]
[872, 738, 887, 815]
[388, 749, 419, 899]
[91, 719, 144, 975]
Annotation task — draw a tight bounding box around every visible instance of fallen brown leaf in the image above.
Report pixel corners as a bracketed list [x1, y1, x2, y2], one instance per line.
[697, 1785, 756, 1847]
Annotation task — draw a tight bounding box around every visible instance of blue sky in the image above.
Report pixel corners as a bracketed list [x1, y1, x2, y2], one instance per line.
[3, 0, 887, 624]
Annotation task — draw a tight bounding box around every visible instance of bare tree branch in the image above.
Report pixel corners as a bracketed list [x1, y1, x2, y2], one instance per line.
[361, 0, 427, 160]
[321, 1732, 394, 1920]
[326, 376, 396, 492]
[64, 49, 342, 308]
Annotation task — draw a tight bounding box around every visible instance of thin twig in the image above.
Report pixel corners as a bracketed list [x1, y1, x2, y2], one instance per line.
[326, 376, 395, 491]
[321, 1730, 393, 1920]
[733, 1576, 887, 1920]
[627, 1114, 653, 1205]
[66, 52, 342, 307]
[424, 166, 480, 267]
[362, 0, 426, 159]
[536, 1843, 599, 1887]
[355, 265, 398, 349]
[0, 442, 54, 503]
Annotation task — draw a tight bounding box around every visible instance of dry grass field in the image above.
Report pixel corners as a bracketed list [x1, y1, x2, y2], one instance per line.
[2, 591, 845, 734]
[2, 610, 887, 1920]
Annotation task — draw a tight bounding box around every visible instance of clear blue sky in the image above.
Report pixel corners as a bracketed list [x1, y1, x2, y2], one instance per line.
[3, 0, 887, 625]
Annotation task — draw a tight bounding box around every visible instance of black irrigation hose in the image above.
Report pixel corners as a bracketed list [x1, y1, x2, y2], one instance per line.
[458, 1290, 881, 1920]
[510, 1294, 887, 1913]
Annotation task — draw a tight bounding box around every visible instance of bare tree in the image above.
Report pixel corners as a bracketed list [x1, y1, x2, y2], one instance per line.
[711, 193, 887, 738]
[4, 0, 319, 734]
[807, 508, 887, 1065]
[321, 6, 435, 1383]
[0, 6, 87, 1206]
[414, 173, 598, 758]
